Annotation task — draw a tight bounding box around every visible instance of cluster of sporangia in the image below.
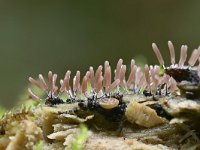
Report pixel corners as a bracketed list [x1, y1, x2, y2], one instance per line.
[28, 41, 200, 102]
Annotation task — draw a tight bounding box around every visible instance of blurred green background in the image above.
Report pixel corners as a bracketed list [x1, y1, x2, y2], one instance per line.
[0, 1, 200, 108]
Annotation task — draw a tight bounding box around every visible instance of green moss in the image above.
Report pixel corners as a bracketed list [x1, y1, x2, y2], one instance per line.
[33, 141, 43, 150]
[159, 65, 165, 76]
[72, 124, 89, 150]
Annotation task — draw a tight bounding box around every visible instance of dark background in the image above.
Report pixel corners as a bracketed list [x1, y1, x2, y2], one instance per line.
[0, 1, 200, 107]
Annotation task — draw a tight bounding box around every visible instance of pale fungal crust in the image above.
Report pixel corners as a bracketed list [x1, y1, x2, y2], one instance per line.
[162, 97, 200, 116]
[125, 101, 166, 128]
[34, 104, 94, 149]
[1, 94, 200, 149]
[34, 94, 200, 149]
[43, 136, 169, 150]
[47, 128, 79, 144]
[47, 124, 91, 149]
[60, 114, 94, 123]
[0, 107, 43, 150]
[41, 122, 197, 150]
[34, 103, 93, 142]
[0, 119, 42, 150]
[99, 98, 119, 109]
[122, 94, 154, 103]
[2, 41, 200, 149]
[6, 120, 42, 150]
[84, 135, 170, 150]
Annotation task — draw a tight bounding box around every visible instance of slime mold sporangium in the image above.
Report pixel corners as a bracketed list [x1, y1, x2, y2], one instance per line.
[1, 41, 200, 150]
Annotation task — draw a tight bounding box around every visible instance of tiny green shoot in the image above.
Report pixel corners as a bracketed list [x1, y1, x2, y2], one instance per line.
[72, 124, 89, 150]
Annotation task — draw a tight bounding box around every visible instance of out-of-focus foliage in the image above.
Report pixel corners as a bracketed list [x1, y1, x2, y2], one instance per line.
[0, 106, 6, 118]
[0, 1, 200, 107]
